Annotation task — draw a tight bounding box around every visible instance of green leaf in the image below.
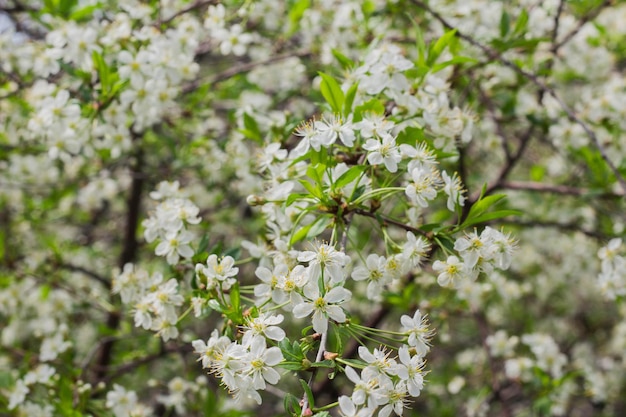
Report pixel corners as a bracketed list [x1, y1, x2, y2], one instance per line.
[196, 234, 209, 255]
[490, 37, 546, 53]
[353, 98, 385, 122]
[279, 339, 303, 361]
[413, 20, 427, 66]
[288, 0, 310, 35]
[69, 3, 101, 21]
[307, 163, 325, 183]
[500, 11, 510, 38]
[530, 165, 546, 181]
[299, 179, 323, 200]
[332, 49, 354, 70]
[307, 216, 332, 239]
[228, 283, 241, 321]
[334, 165, 366, 190]
[291, 222, 314, 246]
[431, 56, 479, 73]
[338, 358, 367, 368]
[466, 193, 507, 220]
[428, 29, 457, 65]
[0, 371, 14, 389]
[461, 209, 523, 229]
[241, 113, 262, 143]
[300, 379, 315, 409]
[59, 0, 78, 16]
[286, 193, 311, 206]
[290, 216, 331, 245]
[361, 0, 375, 16]
[310, 359, 335, 368]
[92, 51, 110, 93]
[318, 72, 345, 113]
[343, 82, 358, 117]
[513, 9, 529, 36]
[284, 393, 301, 415]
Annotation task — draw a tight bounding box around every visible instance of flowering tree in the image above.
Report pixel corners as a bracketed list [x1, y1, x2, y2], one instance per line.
[1, 0, 625, 416]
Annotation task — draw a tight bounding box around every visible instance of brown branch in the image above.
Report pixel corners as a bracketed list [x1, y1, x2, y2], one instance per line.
[352, 208, 432, 239]
[55, 261, 109, 287]
[411, 0, 626, 196]
[101, 343, 191, 384]
[182, 50, 312, 94]
[473, 311, 512, 417]
[92, 145, 144, 382]
[497, 218, 609, 240]
[468, 125, 535, 205]
[498, 180, 624, 197]
[551, 0, 566, 46]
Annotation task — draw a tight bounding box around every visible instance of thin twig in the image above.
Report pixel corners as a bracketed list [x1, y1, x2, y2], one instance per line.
[301, 331, 328, 416]
[497, 218, 610, 240]
[56, 262, 109, 287]
[352, 208, 432, 239]
[156, 0, 217, 26]
[182, 50, 312, 94]
[552, 0, 614, 52]
[499, 180, 624, 197]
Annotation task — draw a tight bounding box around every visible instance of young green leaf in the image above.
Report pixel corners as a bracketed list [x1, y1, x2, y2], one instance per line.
[334, 165, 366, 190]
[318, 72, 345, 113]
[428, 29, 457, 65]
[343, 82, 359, 117]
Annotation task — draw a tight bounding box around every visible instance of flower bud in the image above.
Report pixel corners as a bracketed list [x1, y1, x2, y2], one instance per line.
[246, 195, 266, 206]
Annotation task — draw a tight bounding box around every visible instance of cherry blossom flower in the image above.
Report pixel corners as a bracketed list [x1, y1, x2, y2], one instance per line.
[241, 337, 283, 390]
[297, 243, 351, 284]
[362, 134, 402, 173]
[292, 284, 351, 333]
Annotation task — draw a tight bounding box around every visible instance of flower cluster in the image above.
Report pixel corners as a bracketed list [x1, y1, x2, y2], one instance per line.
[113, 264, 184, 341]
[3, 1, 626, 416]
[597, 238, 626, 299]
[142, 181, 201, 265]
[192, 329, 284, 405]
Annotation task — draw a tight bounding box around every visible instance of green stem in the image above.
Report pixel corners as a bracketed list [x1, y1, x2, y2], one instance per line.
[312, 401, 339, 412]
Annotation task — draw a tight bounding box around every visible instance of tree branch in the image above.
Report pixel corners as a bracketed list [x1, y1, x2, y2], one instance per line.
[352, 208, 432, 239]
[156, 0, 218, 26]
[498, 180, 624, 198]
[182, 50, 312, 94]
[92, 146, 144, 381]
